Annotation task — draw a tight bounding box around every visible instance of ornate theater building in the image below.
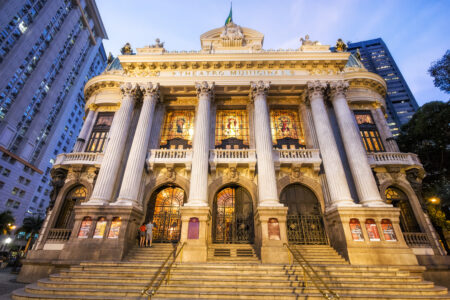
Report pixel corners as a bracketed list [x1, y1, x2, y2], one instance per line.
[15, 22, 449, 299]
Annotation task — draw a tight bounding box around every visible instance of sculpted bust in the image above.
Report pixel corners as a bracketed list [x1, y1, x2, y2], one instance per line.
[220, 22, 244, 40]
[300, 34, 319, 46]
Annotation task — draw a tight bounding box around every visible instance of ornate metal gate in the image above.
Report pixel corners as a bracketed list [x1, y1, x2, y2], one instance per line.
[286, 214, 328, 245]
[213, 186, 254, 244]
[147, 186, 184, 243]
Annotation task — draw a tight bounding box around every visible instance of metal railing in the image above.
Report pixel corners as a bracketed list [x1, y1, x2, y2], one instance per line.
[403, 232, 431, 248]
[141, 242, 186, 299]
[47, 229, 72, 241]
[286, 215, 328, 245]
[284, 243, 339, 299]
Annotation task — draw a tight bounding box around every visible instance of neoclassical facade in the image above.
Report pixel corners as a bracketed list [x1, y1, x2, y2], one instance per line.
[20, 22, 446, 281]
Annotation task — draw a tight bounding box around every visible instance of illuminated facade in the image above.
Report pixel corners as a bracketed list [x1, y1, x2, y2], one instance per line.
[18, 22, 446, 292]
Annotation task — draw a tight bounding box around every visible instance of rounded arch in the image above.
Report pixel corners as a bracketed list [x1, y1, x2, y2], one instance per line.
[384, 185, 421, 233]
[280, 183, 321, 215]
[212, 184, 254, 244]
[277, 175, 325, 213]
[55, 185, 88, 229]
[208, 175, 257, 209]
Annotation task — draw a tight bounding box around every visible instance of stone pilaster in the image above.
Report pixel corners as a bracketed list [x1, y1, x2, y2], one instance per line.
[115, 83, 160, 206]
[329, 81, 388, 207]
[73, 109, 95, 152]
[86, 83, 137, 205]
[307, 80, 356, 208]
[186, 81, 214, 207]
[251, 81, 281, 207]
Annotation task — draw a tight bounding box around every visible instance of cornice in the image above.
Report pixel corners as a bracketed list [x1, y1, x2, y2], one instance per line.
[344, 70, 387, 97]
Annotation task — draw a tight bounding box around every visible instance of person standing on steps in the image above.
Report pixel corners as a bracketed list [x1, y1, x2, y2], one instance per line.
[145, 220, 154, 247]
[139, 222, 146, 247]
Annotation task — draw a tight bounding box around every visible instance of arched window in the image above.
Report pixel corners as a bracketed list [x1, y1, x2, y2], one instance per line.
[280, 183, 320, 215]
[385, 187, 420, 232]
[55, 186, 87, 229]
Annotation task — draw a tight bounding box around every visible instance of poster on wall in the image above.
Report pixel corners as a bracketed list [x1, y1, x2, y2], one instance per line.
[381, 219, 397, 241]
[93, 217, 107, 239]
[268, 218, 281, 240]
[188, 217, 199, 239]
[349, 218, 364, 241]
[78, 217, 92, 238]
[107, 217, 121, 239]
[365, 219, 380, 241]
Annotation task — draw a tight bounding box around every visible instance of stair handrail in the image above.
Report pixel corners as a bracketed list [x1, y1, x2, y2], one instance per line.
[141, 242, 186, 299]
[284, 243, 339, 299]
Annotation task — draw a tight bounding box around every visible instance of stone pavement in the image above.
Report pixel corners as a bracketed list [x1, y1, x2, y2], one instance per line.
[0, 267, 26, 300]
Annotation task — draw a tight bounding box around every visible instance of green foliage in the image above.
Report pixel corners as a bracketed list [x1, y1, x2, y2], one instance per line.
[0, 211, 15, 235]
[428, 50, 450, 93]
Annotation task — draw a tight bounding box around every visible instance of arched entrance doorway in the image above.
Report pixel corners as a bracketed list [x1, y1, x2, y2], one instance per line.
[280, 183, 327, 244]
[213, 186, 254, 244]
[55, 186, 87, 229]
[385, 187, 420, 232]
[146, 186, 185, 243]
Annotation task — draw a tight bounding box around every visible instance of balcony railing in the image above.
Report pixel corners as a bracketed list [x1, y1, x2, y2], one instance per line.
[209, 149, 257, 173]
[403, 232, 431, 248]
[273, 149, 321, 171]
[47, 229, 72, 242]
[367, 152, 422, 168]
[147, 149, 193, 171]
[54, 152, 103, 167]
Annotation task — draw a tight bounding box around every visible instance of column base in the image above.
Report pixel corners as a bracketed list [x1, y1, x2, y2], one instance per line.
[258, 200, 284, 207]
[179, 206, 210, 263]
[325, 206, 418, 266]
[82, 198, 109, 206]
[255, 206, 290, 264]
[326, 201, 361, 213]
[361, 201, 393, 208]
[184, 200, 209, 207]
[111, 198, 141, 208]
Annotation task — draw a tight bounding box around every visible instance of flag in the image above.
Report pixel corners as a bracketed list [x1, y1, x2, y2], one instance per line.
[225, 3, 232, 25]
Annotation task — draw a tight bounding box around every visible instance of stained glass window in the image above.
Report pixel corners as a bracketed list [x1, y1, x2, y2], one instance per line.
[354, 110, 385, 153]
[85, 112, 114, 153]
[160, 111, 195, 149]
[215, 110, 249, 149]
[270, 109, 305, 149]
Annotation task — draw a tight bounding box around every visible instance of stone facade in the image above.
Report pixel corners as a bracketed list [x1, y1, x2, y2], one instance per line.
[18, 22, 446, 283]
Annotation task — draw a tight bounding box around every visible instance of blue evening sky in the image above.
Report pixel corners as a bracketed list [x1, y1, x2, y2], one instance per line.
[96, 0, 450, 106]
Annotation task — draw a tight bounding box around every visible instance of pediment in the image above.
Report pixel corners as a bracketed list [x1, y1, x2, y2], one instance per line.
[200, 23, 264, 52]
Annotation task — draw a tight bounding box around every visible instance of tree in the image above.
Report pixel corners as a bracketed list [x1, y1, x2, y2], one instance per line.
[16, 216, 44, 253]
[428, 50, 450, 93]
[0, 211, 15, 235]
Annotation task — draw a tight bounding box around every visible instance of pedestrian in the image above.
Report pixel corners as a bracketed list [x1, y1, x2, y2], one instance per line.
[145, 220, 154, 247]
[139, 222, 146, 247]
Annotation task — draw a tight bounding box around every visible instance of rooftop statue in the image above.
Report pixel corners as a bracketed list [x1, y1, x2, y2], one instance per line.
[300, 34, 319, 46]
[356, 48, 362, 61]
[220, 22, 244, 41]
[120, 42, 133, 55]
[335, 38, 347, 52]
[150, 38, 165, 48]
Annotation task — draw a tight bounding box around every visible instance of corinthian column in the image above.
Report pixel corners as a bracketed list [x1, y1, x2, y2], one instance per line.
[73, 109, 95, 152]
[86, 83, 137, 205]
[251, 81, 281, 207]
[307, 80, 356, 208]
[186, 81, 214, 207]
[329, 80, 388, 207]
[114, 83, 160, 206]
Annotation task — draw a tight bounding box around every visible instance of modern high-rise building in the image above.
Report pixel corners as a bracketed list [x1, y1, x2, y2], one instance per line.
[345, 38, 419, 136]
[0, 0, 107, 227]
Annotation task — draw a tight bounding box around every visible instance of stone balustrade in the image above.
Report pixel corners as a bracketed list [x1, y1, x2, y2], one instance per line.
[209, 149, 257, 174]
[53, 152, 103, 167]
[147, 149, 193, 171]
[46, 229, 72, 242]
[367, 152, 422, 168]
[403, 232, 431, 248]
[273, 149, 321, 172]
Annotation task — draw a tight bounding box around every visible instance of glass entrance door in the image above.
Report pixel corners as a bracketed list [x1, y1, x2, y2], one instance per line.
[213, 186, 254, 244]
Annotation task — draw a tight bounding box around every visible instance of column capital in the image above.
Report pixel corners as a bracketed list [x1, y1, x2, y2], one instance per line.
[250, 80, 270, 100]
[195, 81, 215, 97]
[141, 82, 160, 100]
[328, 80, 349, 100]
[306, 80, 327, 100]
[120, 82, 138, 98]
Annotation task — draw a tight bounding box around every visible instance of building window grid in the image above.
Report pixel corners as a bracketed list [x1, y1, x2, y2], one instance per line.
[85, 113, 114, 153]
[354, 110, 385, 153]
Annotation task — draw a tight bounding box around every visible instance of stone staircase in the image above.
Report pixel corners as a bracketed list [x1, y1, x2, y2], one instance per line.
[207, 243, 259, 262]
[12, 243, 450, 299]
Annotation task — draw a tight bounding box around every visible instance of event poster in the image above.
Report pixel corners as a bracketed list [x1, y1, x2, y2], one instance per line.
[381, 219, 397, 241]
[78, 217, 92, 238]
[188, 217, 199, 239]
[268, 218, 281, 240]
[365, 219, 380, 241]
[349, 218, 364, 241]
[107, 217, 121, 239]
[93, 217, 107, 239]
